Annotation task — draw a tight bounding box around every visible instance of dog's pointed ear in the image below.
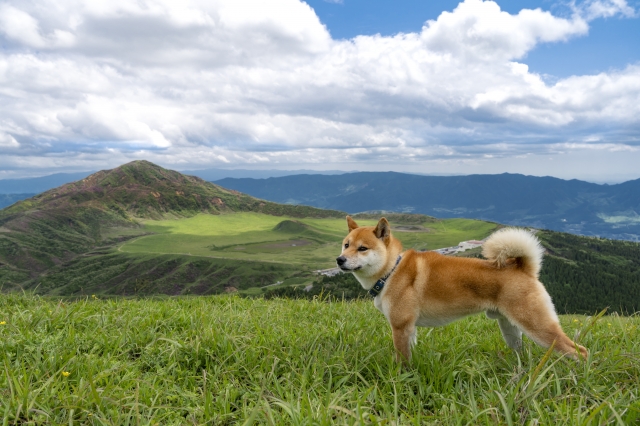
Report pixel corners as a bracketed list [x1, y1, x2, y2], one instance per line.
[374, 217, 391, 241]
[347, 215, 359, 232]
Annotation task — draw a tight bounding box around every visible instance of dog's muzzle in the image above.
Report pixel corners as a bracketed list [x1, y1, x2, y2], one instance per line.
[336, 256, 351, 271]
[336, 256, 360, 271]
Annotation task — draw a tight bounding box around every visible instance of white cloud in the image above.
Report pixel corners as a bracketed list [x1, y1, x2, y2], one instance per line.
[0, 0, 638, 180]
[0, 132, 20, 147]
[0, 4, 75, 48]
[420, 0, 588, 62]
[577, 0, 636, 20]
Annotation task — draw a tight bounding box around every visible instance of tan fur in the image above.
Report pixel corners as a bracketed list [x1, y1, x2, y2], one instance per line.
[337, 216, 588, 364]
[482, 227, 545, 277]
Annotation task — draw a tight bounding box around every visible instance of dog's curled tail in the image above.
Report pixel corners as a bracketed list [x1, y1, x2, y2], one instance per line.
[482, 228, 545, 277]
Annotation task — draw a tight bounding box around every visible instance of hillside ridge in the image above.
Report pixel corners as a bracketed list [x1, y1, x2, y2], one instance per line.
[2, 160, 343, 220]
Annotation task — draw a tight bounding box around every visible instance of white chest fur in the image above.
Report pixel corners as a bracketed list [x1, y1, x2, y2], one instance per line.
[373, 294, 385, 314]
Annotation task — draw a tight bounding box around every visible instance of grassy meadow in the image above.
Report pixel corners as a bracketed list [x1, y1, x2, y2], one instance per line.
[2, 294, 639, 425]
[119, 213, 498, 269]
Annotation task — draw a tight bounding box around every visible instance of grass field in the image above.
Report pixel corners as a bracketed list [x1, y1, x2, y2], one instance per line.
[1, 294, 638, 424]
[120, 213, 498, 269]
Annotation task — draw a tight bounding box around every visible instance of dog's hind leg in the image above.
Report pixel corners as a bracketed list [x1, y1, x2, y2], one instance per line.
[486, 311, 522, 351]
[497, 317, 522, 351]
[500, 287, 588, 360]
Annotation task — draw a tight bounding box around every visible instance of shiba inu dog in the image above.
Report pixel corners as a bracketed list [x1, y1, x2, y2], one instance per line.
[336, 216, 588, 363]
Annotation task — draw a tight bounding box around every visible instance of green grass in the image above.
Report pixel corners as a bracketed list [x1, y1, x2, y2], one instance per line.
[119, 213, 498, 269]
[1, 294, 638, 424]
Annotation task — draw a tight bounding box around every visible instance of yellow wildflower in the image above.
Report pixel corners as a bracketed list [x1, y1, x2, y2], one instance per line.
[62, 371, 70, 377]
[0, 321, 6, 325]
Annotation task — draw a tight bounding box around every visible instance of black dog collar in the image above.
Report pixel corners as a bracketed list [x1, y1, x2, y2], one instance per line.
[369, 255, 402, 297]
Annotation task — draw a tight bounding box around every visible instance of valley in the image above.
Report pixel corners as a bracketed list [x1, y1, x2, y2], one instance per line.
[119, 213, 497, 269]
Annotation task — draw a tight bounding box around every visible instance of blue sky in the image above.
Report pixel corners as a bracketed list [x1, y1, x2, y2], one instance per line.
[0, 0, 639, 183]
[308, 0, 640, 77]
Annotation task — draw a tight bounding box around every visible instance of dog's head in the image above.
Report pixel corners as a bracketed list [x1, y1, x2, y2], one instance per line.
[336, 216, 392, 276]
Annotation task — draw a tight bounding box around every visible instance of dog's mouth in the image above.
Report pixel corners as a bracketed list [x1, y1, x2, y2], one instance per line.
[339, 265, 361, 271]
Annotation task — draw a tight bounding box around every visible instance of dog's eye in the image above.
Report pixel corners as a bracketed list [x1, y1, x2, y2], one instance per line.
[344, 243, 349, 248]
[358, 246, 368, 252]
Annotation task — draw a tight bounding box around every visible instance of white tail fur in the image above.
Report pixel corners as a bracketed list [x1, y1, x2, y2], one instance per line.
[482, 228, 545, 277]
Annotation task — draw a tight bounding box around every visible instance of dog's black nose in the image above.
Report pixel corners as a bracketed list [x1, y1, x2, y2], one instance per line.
[336, 256, 346, 266]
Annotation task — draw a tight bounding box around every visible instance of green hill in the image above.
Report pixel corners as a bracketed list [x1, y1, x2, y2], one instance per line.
[0, 161, 343, 292]
[272, 219, 310, 233]
[31, 253, 304, 296]
[1, 160, 342, 220]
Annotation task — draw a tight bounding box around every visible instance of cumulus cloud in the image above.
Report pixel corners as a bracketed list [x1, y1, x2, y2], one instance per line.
[0, 0, 638, 179]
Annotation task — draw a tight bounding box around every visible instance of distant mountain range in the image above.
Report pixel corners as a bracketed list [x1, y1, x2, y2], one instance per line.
[180, 167, 347, 181]
[0, 172, 94, 195]
[214, 172, 640, 241]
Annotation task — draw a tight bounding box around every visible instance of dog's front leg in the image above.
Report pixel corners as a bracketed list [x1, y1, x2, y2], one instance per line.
[392, 324, 416, 364]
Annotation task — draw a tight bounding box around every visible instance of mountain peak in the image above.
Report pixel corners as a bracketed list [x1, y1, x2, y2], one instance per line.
[73, 160, 205, 190]
[5, 161, 241, 219]
[2, 160, 343, 221]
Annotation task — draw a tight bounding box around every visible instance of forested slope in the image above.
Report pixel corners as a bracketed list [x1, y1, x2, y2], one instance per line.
[538, 231, 640, 313]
